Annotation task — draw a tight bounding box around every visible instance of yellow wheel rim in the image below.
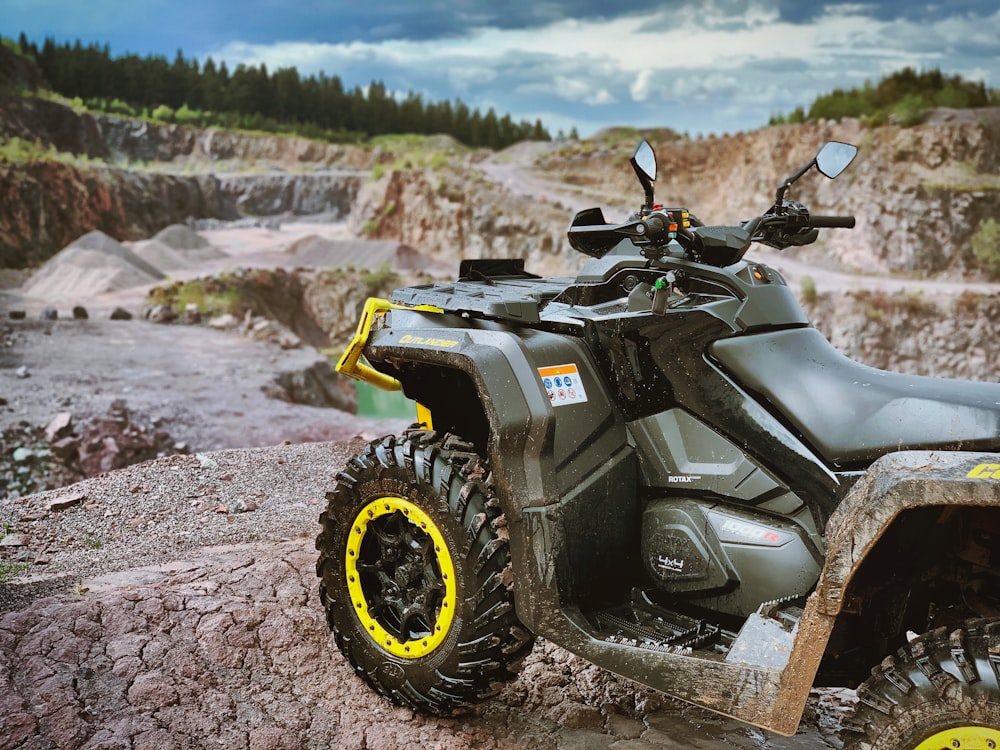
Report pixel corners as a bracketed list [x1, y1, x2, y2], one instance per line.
[345, 496, 456, 659]
[914, 725, 1000, 750]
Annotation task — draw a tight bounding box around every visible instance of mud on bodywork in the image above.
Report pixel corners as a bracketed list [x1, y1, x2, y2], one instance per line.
[335, 296, 1000, 734]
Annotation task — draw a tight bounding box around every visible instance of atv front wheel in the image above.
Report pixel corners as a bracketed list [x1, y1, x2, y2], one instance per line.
[843, 620, 1000, 749]
[316, 432, 534, 713]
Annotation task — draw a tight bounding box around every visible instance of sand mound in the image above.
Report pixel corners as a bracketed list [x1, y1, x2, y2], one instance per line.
[287, 235, 426, 271]
[153, 223, 210, 250]
[154, 223, 229, 264]
[21, 230, 166, 299]
[131, 239, 198, 272]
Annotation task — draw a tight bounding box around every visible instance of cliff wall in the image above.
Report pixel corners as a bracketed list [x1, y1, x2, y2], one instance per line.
[539, 112, 1000, 277]
[0, 97, 367, 267]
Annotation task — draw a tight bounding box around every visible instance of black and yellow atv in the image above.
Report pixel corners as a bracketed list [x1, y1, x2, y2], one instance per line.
[317, 140, 1000, 748]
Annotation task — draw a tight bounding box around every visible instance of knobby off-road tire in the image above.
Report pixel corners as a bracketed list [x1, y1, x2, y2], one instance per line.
[316, 431, 534, 713]
[843, 619, 1000, 749]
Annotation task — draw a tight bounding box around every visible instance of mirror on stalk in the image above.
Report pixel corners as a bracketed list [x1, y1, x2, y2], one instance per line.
[631, 140, 657, 182]
[815, 141, 858, 179]
[631, 140, 657, 211]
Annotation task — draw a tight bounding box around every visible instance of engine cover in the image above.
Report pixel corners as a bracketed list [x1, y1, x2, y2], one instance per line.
[641, 499, 735, 594]
[641, 498, 822, 617]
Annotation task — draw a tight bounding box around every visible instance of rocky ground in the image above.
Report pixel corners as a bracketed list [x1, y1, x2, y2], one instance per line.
[0, 443, 849, 750]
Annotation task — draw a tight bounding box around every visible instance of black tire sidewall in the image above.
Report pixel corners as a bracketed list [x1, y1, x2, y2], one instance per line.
[845, 622, 1000, 749]
[321, 439, 488, 704]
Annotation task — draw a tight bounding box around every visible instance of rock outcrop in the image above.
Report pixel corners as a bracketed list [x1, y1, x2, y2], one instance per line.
[0, 96, 107, 158]
[807, 289, 1000, 379]
[95, 114, 375, 170]
[0, 96, 372, 268]
[0, 161, 233, 269]
[540, 112, 1000, 277]
[218, 172, 363, 217]
[350, 165, 572, 276]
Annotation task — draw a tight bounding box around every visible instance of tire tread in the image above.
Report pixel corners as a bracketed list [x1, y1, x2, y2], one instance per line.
[316, 430, 534, 714]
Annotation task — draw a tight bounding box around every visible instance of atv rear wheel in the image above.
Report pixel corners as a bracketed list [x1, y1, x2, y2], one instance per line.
[316, 431, 534, 713]
[843, 620, 1000, 749]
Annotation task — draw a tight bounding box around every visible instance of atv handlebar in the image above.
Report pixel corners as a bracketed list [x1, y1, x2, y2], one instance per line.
[566, 139, 861, 266]
[808, 215, 856, 229]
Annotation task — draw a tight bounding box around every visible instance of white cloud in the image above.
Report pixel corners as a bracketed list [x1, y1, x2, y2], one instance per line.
[204, 4, 1000, 136]
[586, 88, 616, 106]
[210, 7, 998, 81]
[630, 69, 653, 102]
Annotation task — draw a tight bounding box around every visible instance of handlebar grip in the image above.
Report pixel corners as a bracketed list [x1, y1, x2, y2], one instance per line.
[810, 215, 855, 229]
[644, 214, 666, 238]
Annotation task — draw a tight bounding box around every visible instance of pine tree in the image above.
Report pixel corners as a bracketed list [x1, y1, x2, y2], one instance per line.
[16, 32, 550, 147]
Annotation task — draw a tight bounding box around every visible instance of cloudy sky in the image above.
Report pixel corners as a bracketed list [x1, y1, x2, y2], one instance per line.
[3, 0, 999, 136]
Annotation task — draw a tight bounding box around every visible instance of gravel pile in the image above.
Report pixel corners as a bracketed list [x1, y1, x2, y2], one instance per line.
[21, 231, 165, 299]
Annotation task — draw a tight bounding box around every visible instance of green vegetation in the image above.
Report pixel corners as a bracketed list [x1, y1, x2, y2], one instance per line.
[0, 560, 30, 584]
[1, 36, 28, 57]
[919, 162, 1000, 193]
[147, 274, 244, 316]
[770, 68, 998, 128]
[369, 135, 466, 172]
[800, 275, 817, 304]
[972, 218, 1000, 279]
[7, 33, 550, 149]
[360, 264, 399, 295]
[852, 288, 937, 320]
[0, 135, 97, 166]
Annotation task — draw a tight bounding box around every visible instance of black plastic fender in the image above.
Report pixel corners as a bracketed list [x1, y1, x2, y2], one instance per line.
[364, 308, 635, 630]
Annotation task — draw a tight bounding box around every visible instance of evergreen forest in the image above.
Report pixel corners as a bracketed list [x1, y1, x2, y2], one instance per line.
[770, 68, 998, 127]
[7, 33, 551, 149]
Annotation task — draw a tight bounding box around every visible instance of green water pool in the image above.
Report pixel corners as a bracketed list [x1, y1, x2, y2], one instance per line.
[354, 381, 419, 420]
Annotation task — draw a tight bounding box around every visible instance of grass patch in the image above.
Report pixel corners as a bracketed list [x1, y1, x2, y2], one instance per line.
[148, 276, 243, 316]
[0, 136, 99, 166]
[360, 218, 379, 237]
[972, 218, 1000, 278]
[0, 561, 30, 584]
[918, 162, 1000, 193]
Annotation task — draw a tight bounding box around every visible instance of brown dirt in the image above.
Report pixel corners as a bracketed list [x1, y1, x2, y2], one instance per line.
[0, 315, 394, 453]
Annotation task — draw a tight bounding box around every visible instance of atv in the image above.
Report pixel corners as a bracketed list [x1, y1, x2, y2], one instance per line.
[317, 139, 1000, 748]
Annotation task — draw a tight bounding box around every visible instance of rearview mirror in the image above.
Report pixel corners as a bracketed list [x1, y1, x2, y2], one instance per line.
[631, 141, 656, 182]
[815, 142, 858, 179]
[631, 141, 657, 211]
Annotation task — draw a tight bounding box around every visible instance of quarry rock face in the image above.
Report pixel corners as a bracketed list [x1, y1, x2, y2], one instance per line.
[349, 166, 572, 276]
[0, 161, 233, 269]
[218, 172, 364, 218]
[3, 92, 1000, 280]
[538, 112, 1000, 277]
[94, 114, 376, 170]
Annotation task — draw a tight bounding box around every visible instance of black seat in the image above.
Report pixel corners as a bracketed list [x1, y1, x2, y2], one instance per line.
[712, 327, 1000, 469]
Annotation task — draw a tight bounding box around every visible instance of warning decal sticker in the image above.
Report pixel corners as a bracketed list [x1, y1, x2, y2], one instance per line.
[537, 363, 588, 407]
